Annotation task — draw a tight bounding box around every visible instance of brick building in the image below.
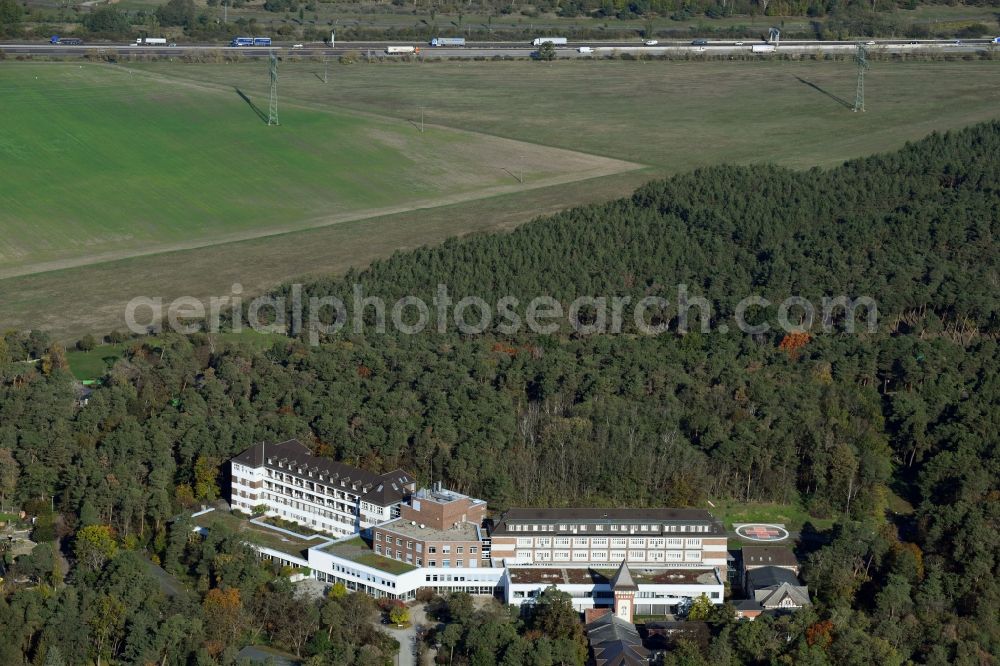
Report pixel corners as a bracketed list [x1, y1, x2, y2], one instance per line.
[371, 485, 488, 568]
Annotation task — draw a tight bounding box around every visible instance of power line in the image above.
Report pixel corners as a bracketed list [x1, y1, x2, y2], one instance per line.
[268, 51, 279, 126]
[854, 44, 870, 113]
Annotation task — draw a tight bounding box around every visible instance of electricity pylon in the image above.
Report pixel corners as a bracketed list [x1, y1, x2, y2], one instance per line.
[267, 52, 279, 126]
[854, 44, 870, 113]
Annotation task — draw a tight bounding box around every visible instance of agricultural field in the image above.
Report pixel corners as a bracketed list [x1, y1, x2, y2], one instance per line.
[0, 63, 633, 278]
[142, 57, 1000, 170]
[1, 57, 999, 341]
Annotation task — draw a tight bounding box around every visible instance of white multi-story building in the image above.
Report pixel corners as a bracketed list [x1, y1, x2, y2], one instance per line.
[230, 439, 415, 537]
[225, 445, 727, 613]
[488, 508, 728, 571]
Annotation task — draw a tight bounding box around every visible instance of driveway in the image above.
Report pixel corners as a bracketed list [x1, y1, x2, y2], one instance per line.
[377, 603, 434, 666]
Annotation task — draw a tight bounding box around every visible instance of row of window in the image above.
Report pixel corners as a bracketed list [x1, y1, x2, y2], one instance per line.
[374, 532, 479, 555]
[372, 544, 479, 569]
[518, 550, 702, 563]
[513, 536, 702, 548]
[268, 460, 367, 491]
[506, 523, 713, 534]
[265, 469, 364, 499]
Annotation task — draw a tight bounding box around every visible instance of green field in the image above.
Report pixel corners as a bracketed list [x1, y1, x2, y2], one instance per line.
[142, 58, 1000, 170]
[1, 58, 998, 341]
[0, 63, 633, 277]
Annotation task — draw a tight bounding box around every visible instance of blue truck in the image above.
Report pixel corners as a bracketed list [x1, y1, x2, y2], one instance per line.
[50, 35, 84, 45]
[430, 37, 466, 46]
[230, 36, 272, 47]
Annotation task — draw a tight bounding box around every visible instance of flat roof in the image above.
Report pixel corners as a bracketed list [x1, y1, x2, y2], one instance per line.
[379, 518, 480, 542]
[508, 567, 719, 586]
[741, 546, 799, 568]
[194, 509, 325, 559]
[320, 536, 417, 575]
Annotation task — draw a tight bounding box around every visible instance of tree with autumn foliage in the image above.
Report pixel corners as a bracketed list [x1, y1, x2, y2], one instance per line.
[203, 587, 245, 646]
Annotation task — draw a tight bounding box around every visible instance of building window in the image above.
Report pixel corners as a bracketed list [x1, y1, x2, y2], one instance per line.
[457, 546, 464, 554]
[456, 559, 464, 567]
[470, 547, 478, 554]
[429, 560, 436, 567]
[443, 560, 450, 568]
[429, 546, 437, 554]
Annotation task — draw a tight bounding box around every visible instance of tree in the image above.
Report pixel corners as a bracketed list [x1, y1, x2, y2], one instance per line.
[76, 335, 97, 352]
[203, 587, 245, 645]
[0, 0, 21, 32]
[389, 604, 409, 625]
[193, 456, 220, 501]
[156, 0, 195, 27]
[686, 593, 713, 621]
[531, 587, 580, 640]
[74, 525, 118, 572]
[0, 448, 18, 506]
[536, 41, 556, 61]
[82, 7, 130, 34]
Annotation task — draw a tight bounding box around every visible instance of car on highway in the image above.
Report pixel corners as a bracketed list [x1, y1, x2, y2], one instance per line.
[293, 43, 304, 48]
[578, 46, 594, 53]
[735, 41, 744, 46]
[865, 40, 876, 46]
[644, 40, 658, 46]
[692, 39, 708, 46]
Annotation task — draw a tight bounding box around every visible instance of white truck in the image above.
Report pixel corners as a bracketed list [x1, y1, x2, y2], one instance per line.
[532, 37, 567, 46]
[751, 44, 776, 53]
[135, 37, 168, 46]
[385, 45, 417, 54]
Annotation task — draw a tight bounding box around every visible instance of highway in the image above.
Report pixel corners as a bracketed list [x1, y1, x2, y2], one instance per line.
[0, 38, 993, 59]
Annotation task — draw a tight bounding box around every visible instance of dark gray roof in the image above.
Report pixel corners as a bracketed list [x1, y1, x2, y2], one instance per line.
[586, 614, 650, 666]
[611, 560, 638, 592]
[742, 546, 799, 569]
[231, 439, 415, 507]
[493, 507, 725, 536]
[746, 565, 801, 589]
[733, 598, 764, 612]
[746, 566, 810, 608]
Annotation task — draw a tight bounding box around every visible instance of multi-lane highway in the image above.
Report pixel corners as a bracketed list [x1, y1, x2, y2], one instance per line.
[0, 38, 993, 59]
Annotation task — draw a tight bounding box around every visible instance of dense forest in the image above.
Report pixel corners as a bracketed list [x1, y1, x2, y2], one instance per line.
[1, 121, 999, 663]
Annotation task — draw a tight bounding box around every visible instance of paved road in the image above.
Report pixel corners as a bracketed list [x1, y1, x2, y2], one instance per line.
[0, 38, 992, 59]
[376, 603, 432, 666]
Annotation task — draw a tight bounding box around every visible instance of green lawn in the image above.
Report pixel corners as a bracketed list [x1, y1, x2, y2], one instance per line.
[710, 500, 837, 532]
[322, 536, 418, 574]
[0, 63, 631, 277]
[194, 509, 331, 558]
